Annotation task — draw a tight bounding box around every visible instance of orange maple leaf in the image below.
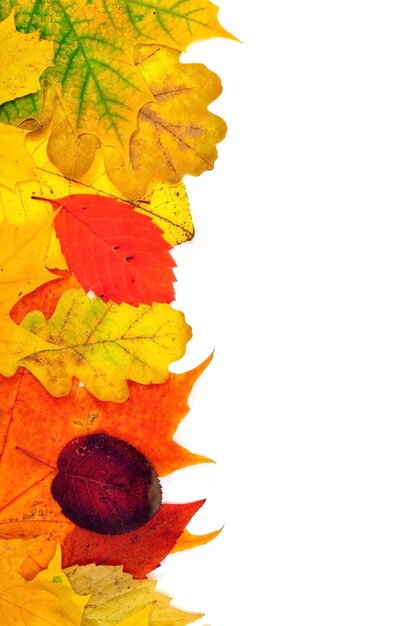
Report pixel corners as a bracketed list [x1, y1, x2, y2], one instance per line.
[0, 353, 212, 576]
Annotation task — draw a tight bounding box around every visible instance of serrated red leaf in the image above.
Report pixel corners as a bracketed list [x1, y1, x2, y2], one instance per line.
[33, 194, 176, 306]
[52, 433, 162, 536]
[62, 500, 205, 577]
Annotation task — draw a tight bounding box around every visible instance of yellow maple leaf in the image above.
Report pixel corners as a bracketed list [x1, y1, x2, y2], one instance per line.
[65, 563, 201, 626]
[0, 11, 54, 106]
[16, 288, 191, 401]
[0, 123, 38, 191]
[0, 540, 88, 626]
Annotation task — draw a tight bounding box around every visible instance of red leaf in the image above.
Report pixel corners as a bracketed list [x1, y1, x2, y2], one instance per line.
[51, 433, 162, 535]
[33, 194, 176, 306]
[62, 500, 205, 577]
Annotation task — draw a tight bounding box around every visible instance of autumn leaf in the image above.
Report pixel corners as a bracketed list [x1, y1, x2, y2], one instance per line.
[44, 45, 226, 192]
[37, 193, 176, 307]
[13, 288, 191, 400]
[28, 543, 90, 624]
[0, 540, 88, 625]
[52, 433, 162, 535]
[0, 214, 55, 313]
[0, 0, 234, 161]
[172, 527, 222, 554]
[62, 501, 206, 577]
[119, 607, 151, 626]
[0, 132, 194, 246]
[0, 11, 54, 106]
[0, 1, 153, 158]
[10, 271, 80, 324]
[47, 94, 99, 180]
[0, 123, 38, 191]
[0, 78, 56, 135]
[65, 563, 201, 626]
[0, 357, 212, 573]
[104, 45, 226, 196]
[0, 214, 61, 375]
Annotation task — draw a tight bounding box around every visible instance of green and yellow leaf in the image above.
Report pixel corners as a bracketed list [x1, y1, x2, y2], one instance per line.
[17, 288, 192, 401]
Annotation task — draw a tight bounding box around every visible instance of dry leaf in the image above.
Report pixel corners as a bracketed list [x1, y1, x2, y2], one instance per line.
[66, 563, 201, 626]
[104, 46, 226, 195]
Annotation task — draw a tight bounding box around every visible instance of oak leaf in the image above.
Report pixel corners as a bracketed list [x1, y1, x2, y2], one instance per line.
[65, 562, 201, 626]
[0, 540, 88, 625]
[16, 287, 191, 400]
[0, 356, 212, 574]
[39, 193, 176, 306]
[104, 46, 226, 196]
[42, 47, 226, 193]
[0, 132, 194, 247]
[0, 0, 233, 165]
[0, 11, 54, 106]
[0, 1, 153, 158]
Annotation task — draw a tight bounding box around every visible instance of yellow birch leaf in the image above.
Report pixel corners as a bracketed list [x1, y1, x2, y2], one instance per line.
[0, 11, 54, 105]
[65, 563, 202, 626]
[0, 539, 87, 626]
[103, 45, 226, 193]
[0, 132, 194, 246]
[0, 124, 38, 190]
[18, 288, 192, 401]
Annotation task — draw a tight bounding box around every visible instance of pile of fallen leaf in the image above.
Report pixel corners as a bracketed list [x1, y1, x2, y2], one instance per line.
[0, 2, 233, 623]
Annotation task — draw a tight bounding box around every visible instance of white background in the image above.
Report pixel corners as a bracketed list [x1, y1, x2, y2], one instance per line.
[154, 1, 416, 625]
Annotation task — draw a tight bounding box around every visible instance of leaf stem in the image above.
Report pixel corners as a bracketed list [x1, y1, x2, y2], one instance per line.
[15, 446, 57, 471]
